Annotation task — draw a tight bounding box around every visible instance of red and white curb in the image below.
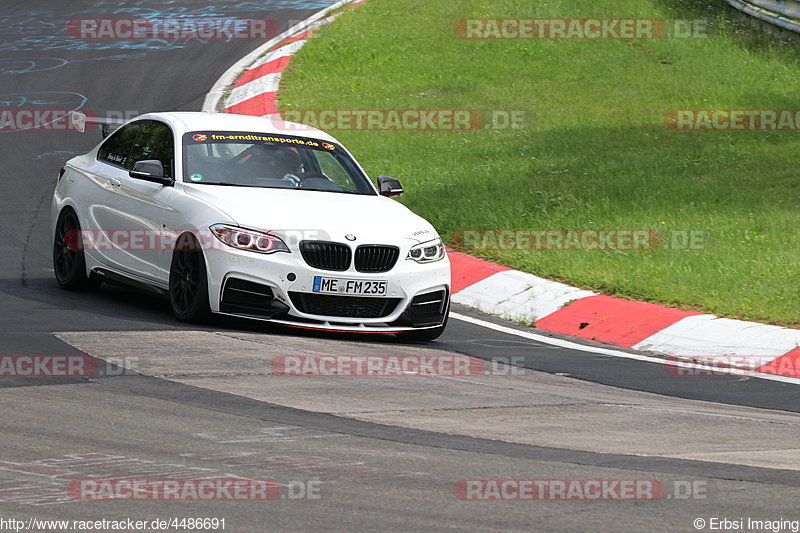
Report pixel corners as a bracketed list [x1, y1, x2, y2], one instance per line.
[204, 1, 800, 380]
[448, 251, 800, 378]
[204, 0, 365, 116]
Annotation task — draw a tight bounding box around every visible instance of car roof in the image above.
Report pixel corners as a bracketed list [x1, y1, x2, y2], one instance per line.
[139, 112, 338, 143]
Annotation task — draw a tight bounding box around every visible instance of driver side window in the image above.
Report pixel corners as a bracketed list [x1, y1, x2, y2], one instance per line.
[128, 121, 175, 180]
[314, 151, 355, 192]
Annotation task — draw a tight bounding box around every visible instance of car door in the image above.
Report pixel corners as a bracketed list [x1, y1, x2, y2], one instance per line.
[112, 120, 177, 283]
[85, 121, 145, 275]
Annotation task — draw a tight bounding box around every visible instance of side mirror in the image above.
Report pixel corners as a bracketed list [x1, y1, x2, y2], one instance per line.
[130, 160, 173, 186]
[378, 175, 403, 197]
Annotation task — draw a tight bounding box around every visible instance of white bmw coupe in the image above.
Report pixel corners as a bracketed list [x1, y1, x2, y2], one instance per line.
[52, 112, 450, 340]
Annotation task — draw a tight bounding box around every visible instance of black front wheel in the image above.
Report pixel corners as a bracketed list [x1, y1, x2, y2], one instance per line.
[169, 237, 210, 323]
[53, 209, 100, 290]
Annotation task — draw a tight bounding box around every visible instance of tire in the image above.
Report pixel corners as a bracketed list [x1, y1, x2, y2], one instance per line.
[53, 208, 100, 290]
[395, 313, 449, 342]
[169, 234, 210, 323]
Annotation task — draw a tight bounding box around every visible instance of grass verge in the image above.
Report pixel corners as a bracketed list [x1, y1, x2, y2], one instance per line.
[280, 0, 800, 326]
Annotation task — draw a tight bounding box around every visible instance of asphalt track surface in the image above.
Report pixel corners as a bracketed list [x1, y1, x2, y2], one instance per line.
[0, 2, 799, 532]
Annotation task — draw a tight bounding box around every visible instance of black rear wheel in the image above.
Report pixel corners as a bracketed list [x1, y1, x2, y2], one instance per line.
[169, 235, 210, 323]
[53, 209, 99, 290]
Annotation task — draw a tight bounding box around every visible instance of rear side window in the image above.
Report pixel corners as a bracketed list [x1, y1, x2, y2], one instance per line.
[128, 121, 174, 180]
[98, 122, 143, 169]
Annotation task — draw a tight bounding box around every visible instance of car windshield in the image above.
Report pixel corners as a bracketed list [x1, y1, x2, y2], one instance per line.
[182, 131, 375, 195]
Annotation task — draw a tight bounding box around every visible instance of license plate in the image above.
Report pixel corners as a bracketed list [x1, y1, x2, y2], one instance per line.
[312, 276, 387, 296]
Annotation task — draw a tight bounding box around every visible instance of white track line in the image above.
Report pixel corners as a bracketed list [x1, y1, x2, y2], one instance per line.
[450, 312, 800, 386]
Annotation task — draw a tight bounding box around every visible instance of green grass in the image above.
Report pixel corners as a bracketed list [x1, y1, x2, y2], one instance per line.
[280, 0, 800, 326]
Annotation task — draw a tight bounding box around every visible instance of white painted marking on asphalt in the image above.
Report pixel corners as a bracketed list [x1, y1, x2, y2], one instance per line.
[450, 312, 800, 386]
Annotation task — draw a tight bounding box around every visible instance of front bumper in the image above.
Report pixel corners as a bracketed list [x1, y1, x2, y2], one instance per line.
[204, 245, 450, 331]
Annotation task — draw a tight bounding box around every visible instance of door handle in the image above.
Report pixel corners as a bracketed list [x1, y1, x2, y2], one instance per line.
[109, 178, 122, 188]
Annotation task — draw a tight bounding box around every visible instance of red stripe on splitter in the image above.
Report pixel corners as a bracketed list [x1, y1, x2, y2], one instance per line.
[447, 250, 511, 294]
[231, 56, 291, 89]
[756, 347, 800, 378]
[225, 92, 279, 116]
[535, 295, 701, 348]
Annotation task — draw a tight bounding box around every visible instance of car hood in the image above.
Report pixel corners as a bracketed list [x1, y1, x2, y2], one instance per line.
[183, 185, 440, 245]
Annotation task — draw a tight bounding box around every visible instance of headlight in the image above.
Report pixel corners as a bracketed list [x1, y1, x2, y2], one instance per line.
[407, 238, 445, 263]
[210, 224, 289, 254]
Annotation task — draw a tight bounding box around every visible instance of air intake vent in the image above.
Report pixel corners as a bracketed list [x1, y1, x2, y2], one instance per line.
[392, 289, 449, 327]
[289, 292, 400, 318]
[221, 278, 277, 315]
